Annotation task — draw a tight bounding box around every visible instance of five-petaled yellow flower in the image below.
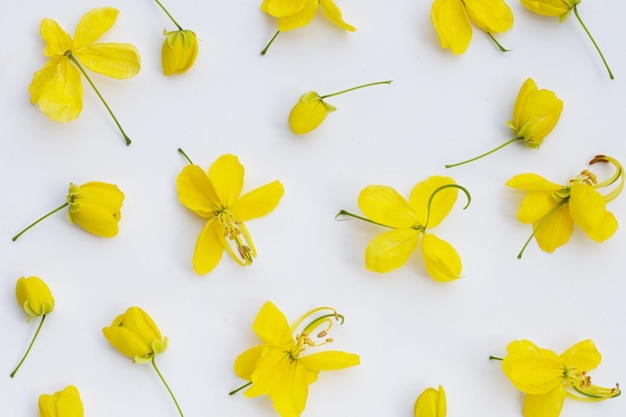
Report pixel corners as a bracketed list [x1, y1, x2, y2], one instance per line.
[39, 385, 84, 417]
[339, 176, 471, 281]
[507, 155, 623, 257]
[176, 154, 285, 274]
[232, 301, 360, 417]
[431, 0, 514, 54]
[29, 7, 141, 144]
[499, 339, 620, 417]
[414, 385, 447, 417]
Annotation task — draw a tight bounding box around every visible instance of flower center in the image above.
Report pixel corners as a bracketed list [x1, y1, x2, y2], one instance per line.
[563, 367, 620, 401]
[215, 208, 255, 265]
[286, 307, 344, 361]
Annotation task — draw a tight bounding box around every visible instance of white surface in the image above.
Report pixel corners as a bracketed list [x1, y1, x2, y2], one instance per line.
[1, 0, 625, 416]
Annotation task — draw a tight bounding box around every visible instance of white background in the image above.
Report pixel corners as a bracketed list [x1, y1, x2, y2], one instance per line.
[1, 0, 625, 416]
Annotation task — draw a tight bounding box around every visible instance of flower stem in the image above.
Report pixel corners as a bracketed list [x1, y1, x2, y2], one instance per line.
[423, 184, 471, 229]
[153, 0, 183, 30]
[229, 381, 252, 395]
[335, 209, 391, 229]
[517, 201, 566, 259]
[261, 31, 280, 56]
[177, 148, 194, 165]
[67, 53, 132, 145]
[12, 203, 69, 241]
[321, 80, 392, 99]
[445, 137, 523, 168]
[485, 32, 510, 52]
[10, 315, 47, 377]
[573, 6, 613, 80]
[151, 358, 185, 417]
[488, 355, 503, 361]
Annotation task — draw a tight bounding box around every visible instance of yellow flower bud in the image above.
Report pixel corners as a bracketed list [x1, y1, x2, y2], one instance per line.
[66, 182, 124, 238]
[288, 91, 337, 134]
[414, 385, 446, 417]
[39, 385, 84, 417]
[162, 29, 198, 75]
[102, 306, 168, 363]
[520, 0, 580, 18]
[16, 276, 54, 318]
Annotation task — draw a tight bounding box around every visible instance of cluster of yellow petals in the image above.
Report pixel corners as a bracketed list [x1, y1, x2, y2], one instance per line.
[521, 0, 580, 20]
[39, 385, 84, 417]
[162, 29, 198, 75]
[414, 385, 446, 417]
[16, 276, 55, 319]
[67, 182, 125, 238]
[261, 0, 355, 32]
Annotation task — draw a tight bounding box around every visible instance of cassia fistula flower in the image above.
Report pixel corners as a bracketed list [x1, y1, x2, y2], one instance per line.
[507, 155, 624, 258]
[231, 301, 360, 417]
[446, 78, 563, 168]
[39, 385, 84, 417]
[152, 0, 198, 75]
[10, 276, 55, 377]
[102, 306, 185, 417]
[260, 0, 356, 55]
[414, 385, 447, 417]
[520, 0, 614, 79]
[289, 80, 392, 134]
[337, 176, 471, 281]
[431, 0, 514, 54]
[12, 181, 124, 241]
[176, 150, 284, 274]
[29, 7, 141, 145]
[491, 339, 620, 417]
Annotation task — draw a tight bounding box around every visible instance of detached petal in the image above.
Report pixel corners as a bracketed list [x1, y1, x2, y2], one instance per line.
[320, 0, 357, 31]
[176, 164, 221, 217]
[522, 386, 566, 417]
[29, 57, 83, 122]
[251, 301, 293, 347]
[276, 0, 318, 31]
[431, 0, 473, 54]
[299, 351, 360, 370]
[365, 228, 419, 273]
[73, 43, 140, 79]
[192, 218, 224, 274]
[421, 233, 462, 282]
[208, 154, 244, 208]
[568, 183, 606, 234]
[73, 7, 119, 48]
[464, 0, 513, 33]
[40, 18, 73, 57]
[533, 205, 573, 252]
[358, 185, 417, 228]
[559, 339, 601, 372]
[231, 180, 284, 221]
[506, 173, 563, 191]
[409, 176, 457, 228]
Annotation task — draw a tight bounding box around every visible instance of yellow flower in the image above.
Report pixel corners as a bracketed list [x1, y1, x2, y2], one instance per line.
[29, 7, 141, 144]
[176, 153, 284, 274]
[39, 385, 84, 417]
[499, 339, 620, 417]
[162, 30, 198, 75]
[232, 301, 360, 417]
[288, 81, 392, 135]
[431, 0, 513, 54]
[446, 78, 562, 168]
[11, 276, 55, 377]
[102, 306, 168, 363]
[338, 176, 471, 281]
[414, 385, 446, 417]
[506, 155, 623, 257]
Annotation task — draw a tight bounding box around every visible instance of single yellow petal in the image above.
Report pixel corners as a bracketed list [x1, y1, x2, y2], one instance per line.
[263, 0, 309, 17]
[289, 92, 333, 134]
[176, 164, 221, 217]
[520, 0, 575, 17]
[522, 385, 566, 417]
[421, 233, 462, 282]
[299, 351, 360, 371]
[29, 57, 83, 122]
[245, 347, 291, 397]
[585, 211, 618, 242]
[268, 359, 310, 417]
[73, 7, 119, 49]
[67, 200, 120, 237]
[431, 0, 473, 54]
[73, 182, 124, 214]
[414, 385, 446, 417]
[358, 185, 417, 228]
[502, 340, 564, 395]
[276, 0, 318, 31]
[409, 176, 457, 228]
[234, 345, 265, 381]
[208, 154, 244, 208]
[73, 43, 141, 79]
[251, 301, 293, 347]
[559, 339, 601, 372]
[568, 183, 606, 234]
[192, 218, 224, 274]
[511, 78, 537, 132]
[319, 0, 357, 31]
[231, 180, 284, 221]
[516, 191, 559, 224]
[365, 228, 420, 273]
[464, 0, 514, 33]
[40, 18, 73, 57]
[533, 204, 573, 252]
[505, 173, 563, 191]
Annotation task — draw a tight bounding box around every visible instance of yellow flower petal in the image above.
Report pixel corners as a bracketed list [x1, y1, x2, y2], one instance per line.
[414, 385, 446, 417]
[276, 0, 319, 31]
[67, 182, 124, 237]
[102, 306, 165, 360]
[522, 385, 566, 417]
[568, 182, 606, 234]
[234, 345, 264, 381]
[162, 30, 198, 76]
[299, 351, 361, 371]
[516, 191, 559, 224]
[365, 228, 420, 273]
[67, 200, 120, 237]
[464, 0, 513, 33]
[29, 57, 83, 122]
[510, 78, 563, 146]
[502, 340, 564, 395]
[192, 218, 224, 274]
[505, 173, 563, 191]
[176, 164, 221, 217]
[358, 185, 417, 228]
[585, 210, 618, 242]
[409, 176, 457, 228]
[421, 233, 462, 282]
[251, 301, 293, 347]
[231, 180, 285, 221]
[262, 0, 309, 17]
[288, 92, 335, 134]
[520, 0, 575, 17]
[266, 358, 309, 417]
[511, 78, 537, 130]
[73, 43, 141, 79]
[40, 18, 73, 57]
[73, 7, 119, 49]
[559, 339, 601, 372]
[319, 0, 357, 31]
[533, 204, 573, 252]
[431, 0, 473, 54]
[39, 385, 84, 417]
[75, 182, 124, 213]
[208, 154, 244, 208]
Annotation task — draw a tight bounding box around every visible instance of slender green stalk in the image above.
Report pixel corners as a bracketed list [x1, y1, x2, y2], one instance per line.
[261, 31, 280, 56]
[445, 137, 523, 168]
[321, 80, 392, 99]
[423, 184, 471, 229]
[573, 6, 614, 80]
[66, 53, 132, 145]
[488, 355, 503, 361]
[177, 148, 194, 165]
[229, 381, 252, 395]
[486, 32, 510, 52]
[151, 358, 185, 417]
[10, 315, 47, 377]
[13, 203, 69, 241]
[335, 210, 390, 229]
[517, 201, 566, 259]
[153, 0, 183, 30]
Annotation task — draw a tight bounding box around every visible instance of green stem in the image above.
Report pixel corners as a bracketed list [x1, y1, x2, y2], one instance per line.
[335, 209, 391, 229]
[573, 6, 613, 80]
[261, 31, 280, 56]
[321, 80, 392, 99]
[177, 148, 194, 165]
[153, 0, 183, 30]
[486, 32, 510, 52]
[66, 53, 132, 145]
[517, 201, 566, 259]
[424, 184, 471, 229]
[10, 315, 47, 377]
[151, 358, 185, 417]
[445, 137, 523, 168]
[13, 203, 69, 241]
[229, 381, 252, 395]
[488, 355, 503, 361]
